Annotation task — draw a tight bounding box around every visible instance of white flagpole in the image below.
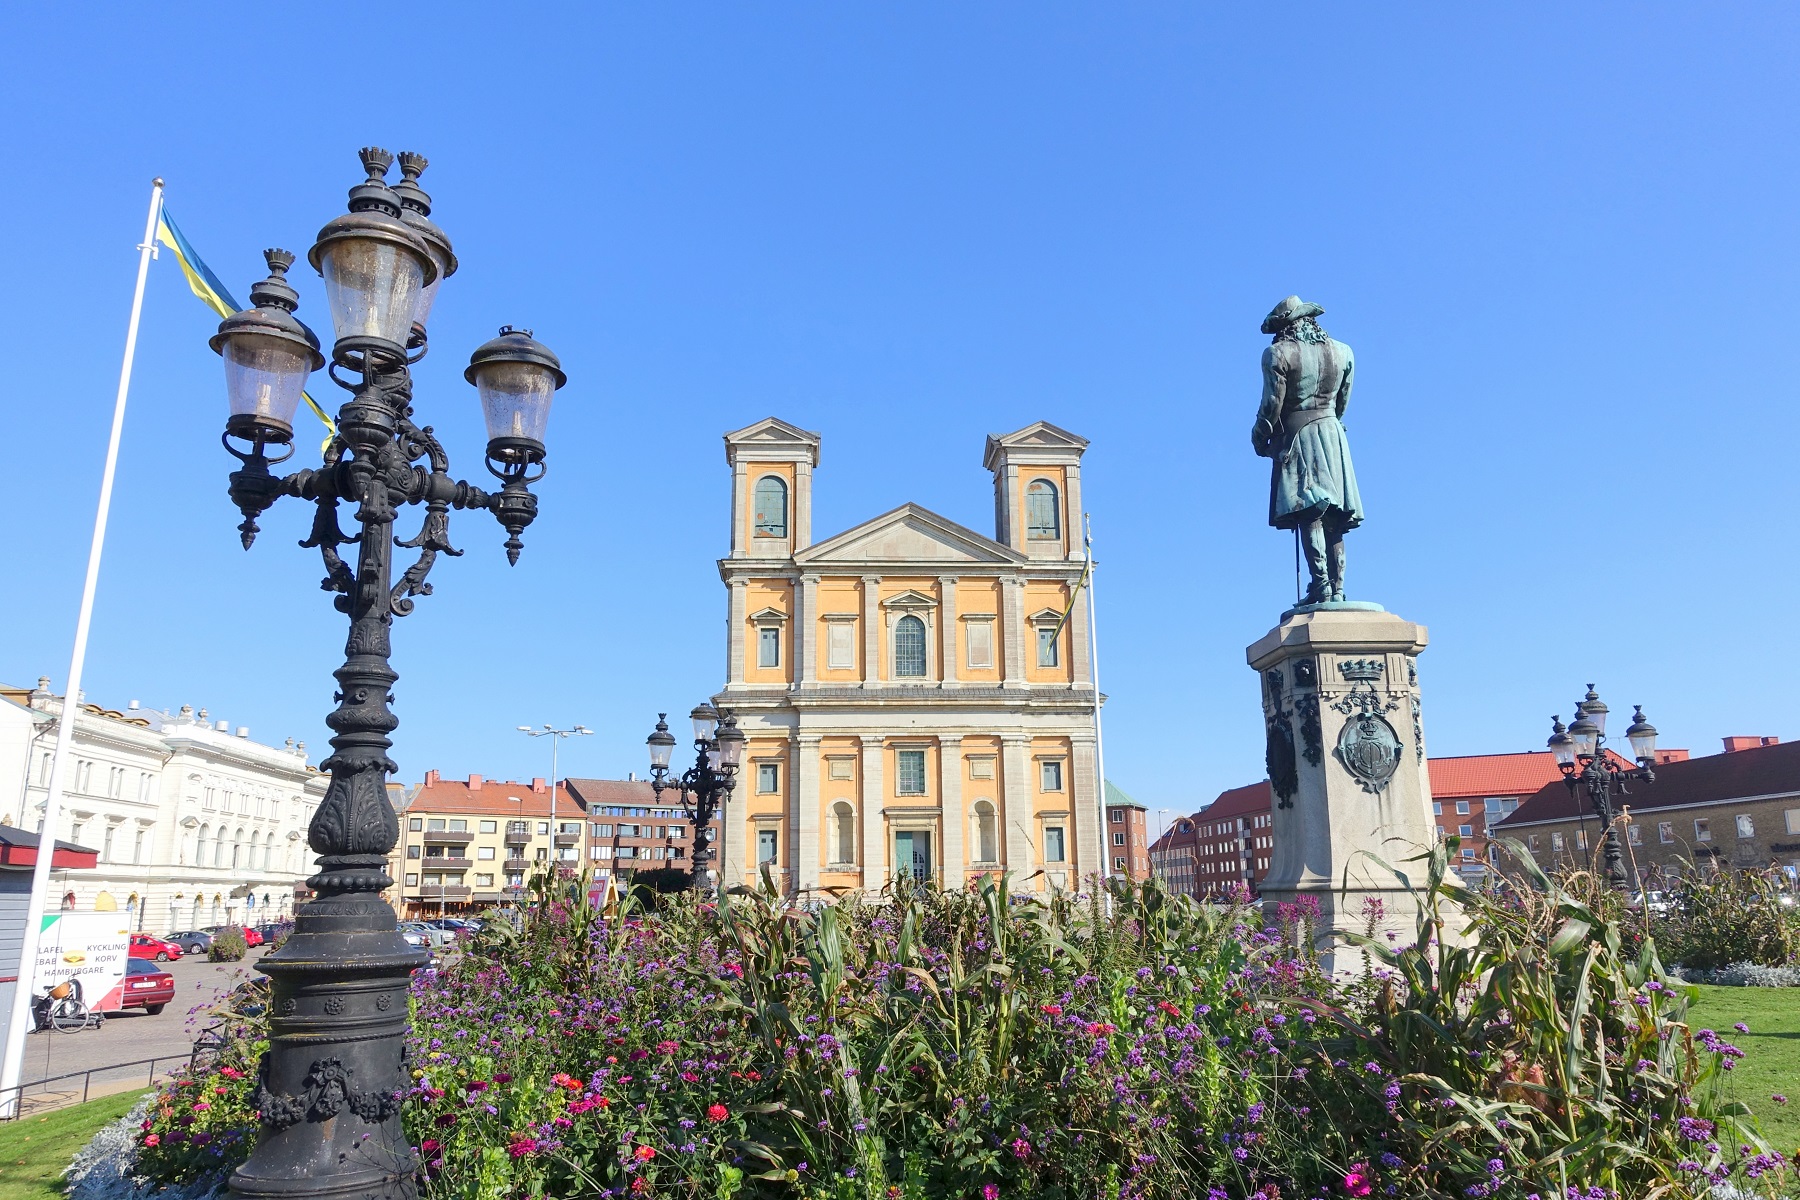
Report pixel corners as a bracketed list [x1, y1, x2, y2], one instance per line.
[0, 178, 163, 1116]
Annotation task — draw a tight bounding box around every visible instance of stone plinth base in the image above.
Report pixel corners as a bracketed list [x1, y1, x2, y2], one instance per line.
[1248, 606, 1462, 975]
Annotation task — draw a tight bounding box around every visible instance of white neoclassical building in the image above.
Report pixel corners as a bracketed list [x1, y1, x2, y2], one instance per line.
[714, 418, 1104, 897]
[0, 679, 326, 933]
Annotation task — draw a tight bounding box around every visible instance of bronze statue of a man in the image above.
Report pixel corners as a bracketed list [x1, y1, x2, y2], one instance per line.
[1251, 296, 1364, 605]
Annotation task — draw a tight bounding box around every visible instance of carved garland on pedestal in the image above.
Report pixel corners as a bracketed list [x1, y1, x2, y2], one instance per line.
[253, 1052, 404, 1131]
[1263, 668, 1299, 810]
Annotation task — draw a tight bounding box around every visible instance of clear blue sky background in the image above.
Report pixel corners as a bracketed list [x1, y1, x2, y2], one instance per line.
[1, 6, 1792, 823]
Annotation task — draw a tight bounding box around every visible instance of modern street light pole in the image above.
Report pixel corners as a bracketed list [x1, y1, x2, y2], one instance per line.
[517, 724, 593, 876]
[1546, 685, 1660, 893]
[210, 148, 566, 1200]
[646, 706, 744, 893]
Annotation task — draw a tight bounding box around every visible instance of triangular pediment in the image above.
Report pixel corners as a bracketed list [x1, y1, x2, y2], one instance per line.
[880, 588, 938, 609]
[983, 421, 1088, 469]
[723, 417, 822, 465]
[797, 503, 1027, 566]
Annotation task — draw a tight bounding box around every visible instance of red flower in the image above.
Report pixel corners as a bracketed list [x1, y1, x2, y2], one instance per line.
[1039, 1004, 1062, 1016]
[1343, 1163, 1372, 1197]
[219, 1067, 244, 1080]
[143, 1134, 160, 1147]
[420, 1139, 441, 1155]
[1157, 1001, 1182, 1018]
[634, 1144, 656, 1162]
[707, 1104, 729, 1122]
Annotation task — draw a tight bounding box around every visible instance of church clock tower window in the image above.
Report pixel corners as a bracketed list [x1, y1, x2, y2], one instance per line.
[753, 476, 788, 537]
[1026, 479, 1060, 539]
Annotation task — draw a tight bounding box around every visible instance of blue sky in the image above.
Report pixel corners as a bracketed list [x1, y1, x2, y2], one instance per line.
[1, 5, 1793, 821]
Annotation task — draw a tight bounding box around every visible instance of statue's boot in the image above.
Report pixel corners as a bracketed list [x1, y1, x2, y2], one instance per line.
[1302, 521, 1331, 605]
[1327, 538, 1346, 603]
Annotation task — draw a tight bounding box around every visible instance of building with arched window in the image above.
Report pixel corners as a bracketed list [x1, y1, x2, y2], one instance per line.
[716, 418, 1100, 897]
[0, 680, 326, 932]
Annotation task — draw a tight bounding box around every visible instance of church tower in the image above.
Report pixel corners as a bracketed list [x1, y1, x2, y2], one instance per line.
[723, 417, 822, 559]
[982, 421, 1090, 560]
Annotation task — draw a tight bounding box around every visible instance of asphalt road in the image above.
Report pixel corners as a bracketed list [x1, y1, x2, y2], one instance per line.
[17, 948, 269, 1091]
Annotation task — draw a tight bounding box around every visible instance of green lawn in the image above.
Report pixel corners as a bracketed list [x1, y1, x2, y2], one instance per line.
[1689, 984, 1800, 1155]
[0, 1092, 146, 1200]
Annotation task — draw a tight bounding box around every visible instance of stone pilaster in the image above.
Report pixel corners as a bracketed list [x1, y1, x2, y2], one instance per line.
[795, 732, 821, 894]
[1071, 736, 1101, 882]
[1069, 571, 1092, 687]
[798, 575, 819, 686]
[1000, 578, 1027, 689]
[939, 735, 964, 889]
[938, 576, 959, 687]
[794, 461, 814, 550]
[860, 736, 887, 886]
[860, 576, 881, 688]
[729, 461, 747, 558]
[1000, 734, 1033, 876]
[727, 579, 748, 684]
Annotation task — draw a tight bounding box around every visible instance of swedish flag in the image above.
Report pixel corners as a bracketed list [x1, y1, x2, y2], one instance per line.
[156, 208, 336, 446]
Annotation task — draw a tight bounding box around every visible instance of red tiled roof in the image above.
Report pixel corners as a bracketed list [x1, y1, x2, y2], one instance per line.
[407, 778, 580, 817]
[1428, 752, 1567, 798]
[564, 778, 670, 808]
[1201, 781, 1273, 820]
[1501, 739, 1800, 827]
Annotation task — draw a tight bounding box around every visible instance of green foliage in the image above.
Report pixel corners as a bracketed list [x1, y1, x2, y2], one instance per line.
[1650, 862, 1800, 971]
[0, 1092, 144, 1200]
[207, 927, 247, 962]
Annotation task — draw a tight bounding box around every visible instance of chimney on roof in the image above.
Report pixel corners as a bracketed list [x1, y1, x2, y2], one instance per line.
[128, 700, 139, 710]
[1722, 736, 1779, 753]
[425, 769, 440, 787]
[532, 777, 547, 793]
[1654, 749, 1690, 764]
[236, 726, 250, 738]
[468, 774, 483, 790]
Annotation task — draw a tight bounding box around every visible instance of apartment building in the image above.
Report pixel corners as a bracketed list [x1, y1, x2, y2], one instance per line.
[391, 772, 580, 917]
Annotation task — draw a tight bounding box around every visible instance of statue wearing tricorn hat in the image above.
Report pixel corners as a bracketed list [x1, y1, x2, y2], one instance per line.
[1251, 295, 1363, 606]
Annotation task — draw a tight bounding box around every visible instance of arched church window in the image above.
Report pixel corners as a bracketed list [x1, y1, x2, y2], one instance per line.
[1026, 479, 1060, 539]
[753, 476, 788, 537]
[831, 801, 855, 865]
[894, 615, 927, 677]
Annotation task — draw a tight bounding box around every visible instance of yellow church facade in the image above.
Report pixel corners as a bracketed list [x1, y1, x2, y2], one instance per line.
[714, 417, 1102, 896]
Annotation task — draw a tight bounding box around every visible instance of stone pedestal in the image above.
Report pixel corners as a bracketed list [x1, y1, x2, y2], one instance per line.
[1248, 605, 1454, 974]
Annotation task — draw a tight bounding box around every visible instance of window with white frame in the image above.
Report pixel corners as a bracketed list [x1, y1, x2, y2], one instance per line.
[896, 749, 926, 795]
[1043, 825, 1066, 862]
[1037, 625, 1060, 668]
[894, 615, 927, 677]
[758, 626, 780, 668]
[1787, 808, 1800, 835]
[757, 829, 779, 865]
[1736, 814, 1755, 839]
[1694, 818, 1711, 842]
[479, 819, 496, 834]
[1040, 760, 1064, 792]
[1659, 821, 1674, 844]
[758, 763, 780, 794]
[1627, 823, 1642, 845]
[1110, 809, 1123, 824]
[1112, 831, 1126, 847]
[477, 847, 496, 860]
[1551, 832, 1564, 851]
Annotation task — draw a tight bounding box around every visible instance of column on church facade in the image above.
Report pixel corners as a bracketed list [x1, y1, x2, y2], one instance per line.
[939, 734, 964, 889]
[795, 732, 822, 892]
[938, 576, 959, 686]
[727, 579, 748, 683]
[798, 575, 819, 685]
[1000, 734, 1033, 873]
[1000, 578, 1026, 688]
[860, 576, 881, 687]
[859, 735, 887, 886]
[1071, 736, 1101, 881]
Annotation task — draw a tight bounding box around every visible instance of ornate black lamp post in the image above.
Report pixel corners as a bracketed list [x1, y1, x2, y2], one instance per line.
[647, 705, 745, 892]
[1546, 685, 1659, 892]
[210, 148, 566, 1200]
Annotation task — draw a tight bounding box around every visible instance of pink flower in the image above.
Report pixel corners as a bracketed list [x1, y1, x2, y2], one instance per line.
[1011, 1138, 1031, 1160]
[143, 1134, 160, 1147]
[1343, 1164, 1372, 1197]
[219, 1067, 244, 1080]
[983, 1186, 1000, 1200]
[656, 1039, 680, 1054]
[634, 1144, 657, 1162]
[192, 1102, 211, 1112]
[707, 1104, 729, 1122]
[507, 1138, 537, 1158]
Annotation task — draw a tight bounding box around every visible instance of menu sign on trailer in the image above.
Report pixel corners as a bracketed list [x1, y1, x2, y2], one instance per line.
[31, 913, 130, 1013]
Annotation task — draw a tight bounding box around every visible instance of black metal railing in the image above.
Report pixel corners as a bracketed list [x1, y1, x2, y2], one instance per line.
[0, 1052, 192, 1119]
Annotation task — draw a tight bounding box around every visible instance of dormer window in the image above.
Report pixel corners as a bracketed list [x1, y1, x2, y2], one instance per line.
[753, 476, 788, 537]
[1026, 479, 1060, 540]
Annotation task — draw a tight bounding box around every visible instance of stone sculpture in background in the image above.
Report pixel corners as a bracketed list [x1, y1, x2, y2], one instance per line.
[1251, 296, 1363, 607]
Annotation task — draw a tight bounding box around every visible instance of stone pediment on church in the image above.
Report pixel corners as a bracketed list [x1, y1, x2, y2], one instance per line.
[796, 504, 1027, 567]
[982, 421, 1089, 469]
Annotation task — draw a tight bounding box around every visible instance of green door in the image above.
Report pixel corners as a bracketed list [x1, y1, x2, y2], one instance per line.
[894, 831, 932, 882]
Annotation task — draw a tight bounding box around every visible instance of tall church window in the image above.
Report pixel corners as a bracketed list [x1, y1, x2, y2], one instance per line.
[896, 749, 927, 795]
[831, 801, 855, 865]
[1026, 479, 1060, 539]
[894, 615, 927, 677]
[753, 476, 788, 537]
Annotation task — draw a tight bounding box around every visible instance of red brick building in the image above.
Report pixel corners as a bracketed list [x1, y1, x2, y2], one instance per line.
[1104, 782, 1150, 880]
[564, 777, 720, 885]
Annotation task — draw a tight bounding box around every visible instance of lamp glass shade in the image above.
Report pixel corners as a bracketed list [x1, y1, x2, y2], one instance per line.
[1585, 702, 1609, 738]
[411, 243, 451, 329]
[691, 706, 719, 742]
[647, 729, 676, 771]
[1548, 733, 1577, 768]
[1569, 718, 1599, 759]
[1626, 709, 1658, 763]
[222, 332, 313, 431]
[473, 359, 555, 446]
[706, 749, 722, 772]
[317, 236, 426, 348]
[716, 726, 746, 769]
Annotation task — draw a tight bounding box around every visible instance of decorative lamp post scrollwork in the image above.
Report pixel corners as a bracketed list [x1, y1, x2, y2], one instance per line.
[646, 705, 745, 893]
[210, 147, 566, 1200]
[1546, 685, 1659, 893]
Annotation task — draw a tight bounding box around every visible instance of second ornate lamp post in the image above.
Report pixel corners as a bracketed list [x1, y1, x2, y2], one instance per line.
[1546, 685, 1659, 892]
[210, 148, 566, 1200]
[647, 705, 744, 892]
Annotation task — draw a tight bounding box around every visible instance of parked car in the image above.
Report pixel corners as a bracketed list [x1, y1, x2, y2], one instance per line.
[120, 958, 175, 1015]
[399, 921, 455, 949]
[165, 930, 213, 954]
[239, 926, 265, 947]
[129, 933, 183, 962]
[398, 925, 431, 949]
[425, 918, 477, 940]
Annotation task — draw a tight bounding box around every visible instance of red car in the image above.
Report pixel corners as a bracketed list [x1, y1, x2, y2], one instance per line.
[118, 958, 175, 1015]
[239, 926, 265, 947]
[128, 933, 183, 962]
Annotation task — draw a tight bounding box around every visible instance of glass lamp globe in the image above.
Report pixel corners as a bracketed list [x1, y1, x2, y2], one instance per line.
[210, 249, 324, 445]
[1625, 706, 1659, 764]
[465, 326, 566, 466]
[1568, 713, 1600, 759]
[1579, 685, 1609, 738]
[307, 148, 437, 358]
[647, 715, 676, 771]
[715, 720, 746, 770]
[690, 704, 719, 742]
[1546, 716, 1577, 768]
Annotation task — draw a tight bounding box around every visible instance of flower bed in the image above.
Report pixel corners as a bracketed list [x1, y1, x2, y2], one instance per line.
[125, 852, 1796, 1199]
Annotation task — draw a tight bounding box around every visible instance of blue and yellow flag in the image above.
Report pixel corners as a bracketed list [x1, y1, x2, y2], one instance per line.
[156, 208, 336, 448]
